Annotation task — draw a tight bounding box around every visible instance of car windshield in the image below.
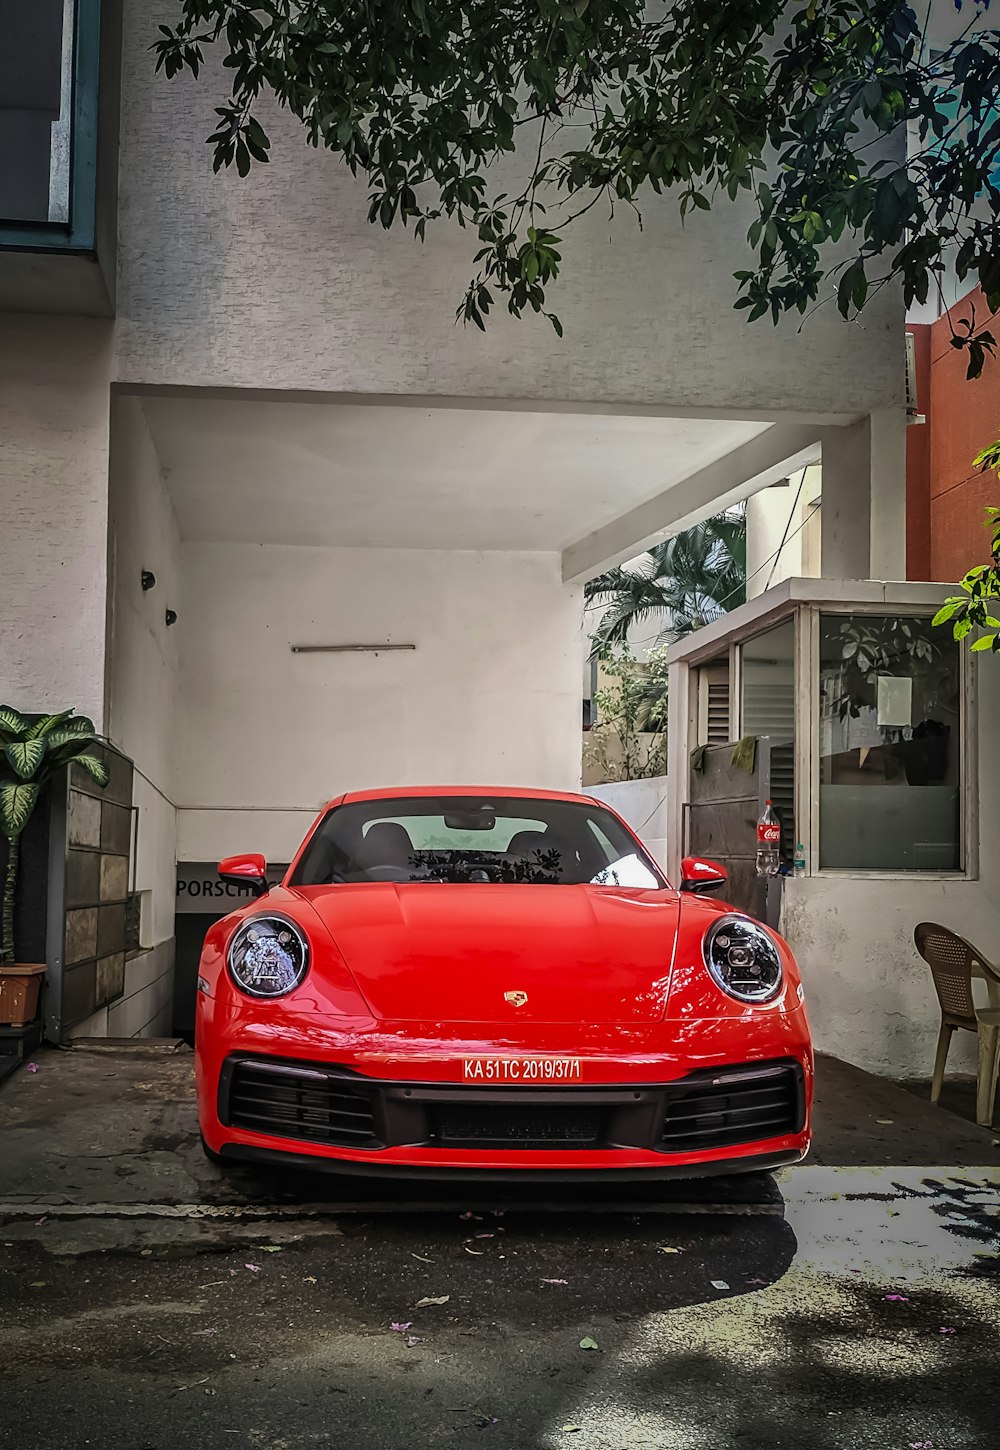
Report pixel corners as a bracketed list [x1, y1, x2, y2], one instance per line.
[291, 795, 665, 888]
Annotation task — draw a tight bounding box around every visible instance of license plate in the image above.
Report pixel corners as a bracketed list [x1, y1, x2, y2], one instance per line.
[462, 1057, 582, 1082]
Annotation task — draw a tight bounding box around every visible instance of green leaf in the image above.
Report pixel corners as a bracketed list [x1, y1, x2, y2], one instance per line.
[43, 725, 100, 755]
[3, 740, 46, 781]
[0, 781, 40, 839]
[0, 706, 28, 737]
[931, 602, 960, 626]
[26, 709, 75, 740]
[579, 1337, 599, 1351]
[970, 635, 997, 651]
[69, 755, 110, 788]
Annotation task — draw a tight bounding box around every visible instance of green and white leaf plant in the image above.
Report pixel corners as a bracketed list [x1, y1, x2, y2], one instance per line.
[0, 708, 109, 966]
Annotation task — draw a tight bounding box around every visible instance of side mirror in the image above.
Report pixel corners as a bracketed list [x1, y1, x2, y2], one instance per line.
[218, 853, 269, 898]
[679, 856, 728, 894]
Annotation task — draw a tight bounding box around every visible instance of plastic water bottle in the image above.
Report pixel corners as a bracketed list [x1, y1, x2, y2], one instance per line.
[793, 842, 806, 878]
[755, 800, 781, 877]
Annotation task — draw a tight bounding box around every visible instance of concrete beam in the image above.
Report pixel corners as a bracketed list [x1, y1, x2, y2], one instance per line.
[561, 423, 823, 584]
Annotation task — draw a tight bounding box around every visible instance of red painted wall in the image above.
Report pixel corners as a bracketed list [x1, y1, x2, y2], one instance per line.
[907, 287, 1000, 583]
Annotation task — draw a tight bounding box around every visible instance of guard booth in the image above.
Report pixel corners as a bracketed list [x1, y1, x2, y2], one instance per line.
[664, 577, 988, 1079]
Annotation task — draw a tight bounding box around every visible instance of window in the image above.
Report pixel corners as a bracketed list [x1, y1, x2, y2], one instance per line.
[292, 795, 665, 888]
[818, 614, 962, 871]
[0, 1, 74, 224]
[696, 661, 731, 746]
[741, 620, 796, 858]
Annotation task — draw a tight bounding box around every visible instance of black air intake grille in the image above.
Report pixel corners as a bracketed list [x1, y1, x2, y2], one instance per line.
[225, 1059, 380, 1147]
[660, 1063, 802, 1152]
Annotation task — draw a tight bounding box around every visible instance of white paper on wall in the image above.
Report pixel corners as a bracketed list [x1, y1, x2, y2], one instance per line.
[876, 675, 912, 728]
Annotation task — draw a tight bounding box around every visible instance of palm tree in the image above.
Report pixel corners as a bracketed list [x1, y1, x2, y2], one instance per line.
[585, 509, 746, 656]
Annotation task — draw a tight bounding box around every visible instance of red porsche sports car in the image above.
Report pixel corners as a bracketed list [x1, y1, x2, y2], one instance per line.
[196, 787, 812, 1180]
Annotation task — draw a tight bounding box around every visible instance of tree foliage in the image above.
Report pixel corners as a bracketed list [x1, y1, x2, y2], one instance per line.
[585, 644, 668, 783]
[585, 511, 746, 655]
[933, 441, 1000, 651]
[158, 1, 1000, 366]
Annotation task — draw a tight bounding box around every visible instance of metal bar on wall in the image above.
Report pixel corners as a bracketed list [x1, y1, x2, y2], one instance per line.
[290, 643, 416, 654]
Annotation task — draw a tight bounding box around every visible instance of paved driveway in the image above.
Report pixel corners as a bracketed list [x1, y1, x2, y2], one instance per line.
[0, 1046, 997, 1449]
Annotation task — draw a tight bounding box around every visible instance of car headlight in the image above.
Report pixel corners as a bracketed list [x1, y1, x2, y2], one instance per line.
[703, 915, 783, 1003]
[227, 915, 310, 998]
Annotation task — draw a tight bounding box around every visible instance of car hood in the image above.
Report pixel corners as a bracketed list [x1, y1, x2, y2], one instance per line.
[295, 882, 681, 1024]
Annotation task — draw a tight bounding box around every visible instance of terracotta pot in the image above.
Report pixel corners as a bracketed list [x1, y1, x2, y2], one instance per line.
[0, 964, 45, 1028]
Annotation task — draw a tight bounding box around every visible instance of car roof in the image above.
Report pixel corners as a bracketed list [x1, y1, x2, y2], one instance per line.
[332, 785, 601, 809]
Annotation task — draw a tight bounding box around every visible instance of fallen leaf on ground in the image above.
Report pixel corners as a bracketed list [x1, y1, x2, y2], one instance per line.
[561, 1429, 583, 1435]
[464, 1247, 485, 1255]
[244, 1264, 261, 1273]
[658, 1246, 681, 1254]
[411, 1254, 434, 1263]
[262, 1246, 283, 1253]
[475, 1416, 500, 1426]
[415, 1295, 450, 1307]
[390, 1322, 413, 1333]
[579, 1336, 599, 1351]
[29, 1281, 47, 1288]
[746, 1277, 769, 1286]
[542, 1278, 568, 1285]
[25, 1064, 39, 1073]
[303, 1276, 317, 1284]
[710, 1280, 730, 1291]
[34, 1217, 47, 1227]
[140, 1249, 153, 1257]
[939, 1327, 956, 1334]
[474, 1233, 495, 1239]
[405, 1335, 426, 1347]
[875, 1118, 894, 1125]
[884, 1294, 909, 1302]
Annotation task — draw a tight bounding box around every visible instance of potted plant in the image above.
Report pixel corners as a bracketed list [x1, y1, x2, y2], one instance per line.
[0, 708, 108, 1027]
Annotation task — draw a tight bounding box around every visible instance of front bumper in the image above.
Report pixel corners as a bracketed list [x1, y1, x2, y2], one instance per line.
[197, 1009, 812, 1176]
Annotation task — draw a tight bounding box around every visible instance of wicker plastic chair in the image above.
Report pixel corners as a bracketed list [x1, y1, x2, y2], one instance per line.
[914, 922, 1000, 1127]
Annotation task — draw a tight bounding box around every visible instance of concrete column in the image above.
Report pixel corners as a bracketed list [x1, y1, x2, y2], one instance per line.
[820, 408, 907, 582]
[868, 407, 908, 580]
[0, 315, 114, 726]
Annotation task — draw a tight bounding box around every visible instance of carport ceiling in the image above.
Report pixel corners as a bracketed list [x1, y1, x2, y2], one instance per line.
[139, 394, 771, 553]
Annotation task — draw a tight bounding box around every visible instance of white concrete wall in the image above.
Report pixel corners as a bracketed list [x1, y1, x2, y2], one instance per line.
[745, 466, 822, 600]
[0, 316, 113, 725]
[113, 5, 903, 416]
[782, 651, 1000, 1079]
[174, 545, 582, 863]
[105, 396, 180, 1035]
[585, 777, 669, 869]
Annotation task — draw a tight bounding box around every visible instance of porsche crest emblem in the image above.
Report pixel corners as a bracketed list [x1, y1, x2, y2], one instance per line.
[503, 990, 528, 1008]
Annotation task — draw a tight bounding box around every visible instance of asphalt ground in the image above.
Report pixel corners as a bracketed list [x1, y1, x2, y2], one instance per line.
[1, 1170, 998, 1450]
[1, 1046, 998, 1449]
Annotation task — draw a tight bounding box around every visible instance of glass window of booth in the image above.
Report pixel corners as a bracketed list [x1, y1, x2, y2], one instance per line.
[818, 613, 962, 871]
[741, 620, 796, 861]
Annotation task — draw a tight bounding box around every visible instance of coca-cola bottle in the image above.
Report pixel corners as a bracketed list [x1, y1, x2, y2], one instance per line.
[756, 800, 781, 877]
